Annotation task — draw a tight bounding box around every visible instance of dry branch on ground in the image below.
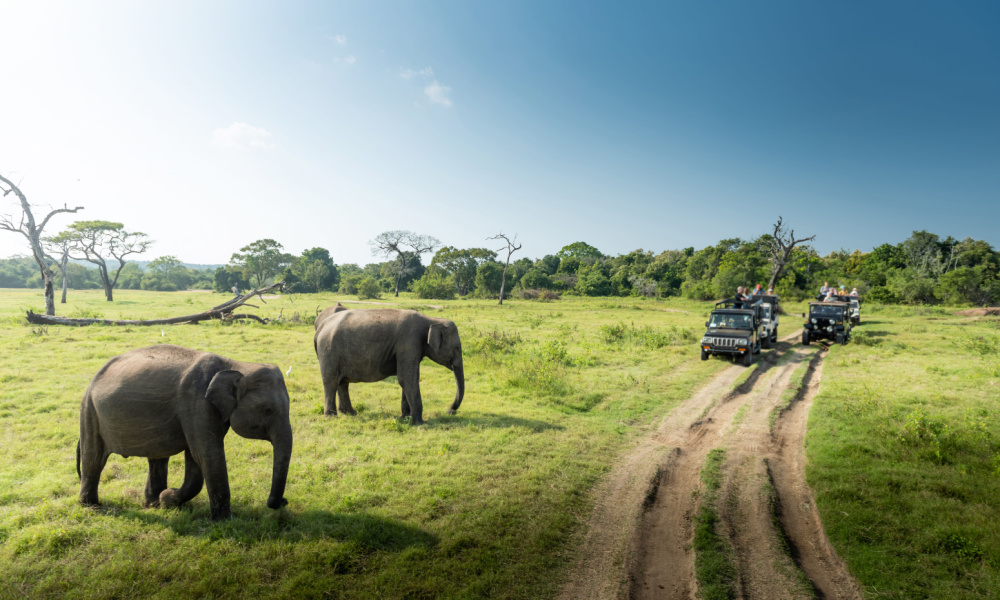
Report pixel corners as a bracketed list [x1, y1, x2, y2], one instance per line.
[25, 282, 285, 326]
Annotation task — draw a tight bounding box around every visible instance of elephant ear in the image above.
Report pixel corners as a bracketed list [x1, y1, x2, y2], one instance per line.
[428, 323, 445, 353]
[206, 370, 243, 422]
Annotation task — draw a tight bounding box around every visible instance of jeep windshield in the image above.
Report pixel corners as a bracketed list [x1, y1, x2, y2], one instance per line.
[810, 305, 843, 318]
[761, 306, 771, 319]
[708, 313, 753, 329]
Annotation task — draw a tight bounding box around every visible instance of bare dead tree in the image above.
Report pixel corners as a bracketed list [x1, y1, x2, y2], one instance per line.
[764, 216, 816, 292]
[489, 232, 522, 305]
[0, 173, 84, 315]
[369, 230, 440, 297]
[26, 282, 284, 326]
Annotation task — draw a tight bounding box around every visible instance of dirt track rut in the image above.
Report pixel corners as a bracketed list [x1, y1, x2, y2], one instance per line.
[559, 334, 862, 600]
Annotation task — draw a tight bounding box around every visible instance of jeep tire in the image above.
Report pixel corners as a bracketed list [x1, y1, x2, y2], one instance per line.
[742, 350, 753, 367]
[802, 332, 810, 345]
[701, 348, 708, 361]
[762, 334, 771, 350]
[836, 333, 845, 345]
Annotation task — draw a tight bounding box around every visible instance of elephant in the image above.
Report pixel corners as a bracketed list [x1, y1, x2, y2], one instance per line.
[314, 305, 464, 425]
[77, 344, 293, 521]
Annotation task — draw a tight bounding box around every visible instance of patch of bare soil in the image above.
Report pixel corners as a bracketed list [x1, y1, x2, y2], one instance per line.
[955, 307, 1000, 317]
[559, 333, 862, 600]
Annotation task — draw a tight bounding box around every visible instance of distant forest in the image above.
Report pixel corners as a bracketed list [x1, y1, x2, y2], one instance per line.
[2, 229, 998, 306]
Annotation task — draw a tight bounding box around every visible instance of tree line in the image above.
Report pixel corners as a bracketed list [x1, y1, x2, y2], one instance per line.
[3, 175, 998, 310]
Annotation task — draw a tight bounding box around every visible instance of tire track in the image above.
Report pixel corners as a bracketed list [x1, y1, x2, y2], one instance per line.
[559, 331, 863, 600]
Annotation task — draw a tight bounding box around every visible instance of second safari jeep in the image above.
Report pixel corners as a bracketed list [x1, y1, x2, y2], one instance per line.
[802, 301, 851, 345]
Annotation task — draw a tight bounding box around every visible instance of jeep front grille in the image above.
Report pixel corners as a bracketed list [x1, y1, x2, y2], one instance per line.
[705, 337, 739, 348]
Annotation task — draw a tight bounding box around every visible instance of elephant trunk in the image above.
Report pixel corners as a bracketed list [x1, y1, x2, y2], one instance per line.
[266, 423, 293, 510]
[448, 357, 465, 415]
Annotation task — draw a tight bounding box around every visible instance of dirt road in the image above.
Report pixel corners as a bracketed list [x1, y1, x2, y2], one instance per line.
[560, 335, 862, 600]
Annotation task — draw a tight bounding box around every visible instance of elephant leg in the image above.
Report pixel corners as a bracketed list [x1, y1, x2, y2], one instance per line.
[197, 448, 231, 521]
[321, 368, 340, 416]
[400, 388, 411, 417]
[159, 450, 204, 509]
[79, 436, 109, 506]
[399, 365, 424, 425]
[144, 458, 169, 507]
[338, 382, 356, 415]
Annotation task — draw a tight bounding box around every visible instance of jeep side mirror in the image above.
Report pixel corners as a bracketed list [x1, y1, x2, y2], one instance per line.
[705, 321, 710, 327]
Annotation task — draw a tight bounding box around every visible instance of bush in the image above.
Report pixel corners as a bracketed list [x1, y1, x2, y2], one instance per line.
[412, 270, 456, 300]
[519, 269, 552, 290]
[339, 274, 363, 295]
[357, 277, 382, 300]
[517, 289, 560, 301]
[867, 286, 899, 304]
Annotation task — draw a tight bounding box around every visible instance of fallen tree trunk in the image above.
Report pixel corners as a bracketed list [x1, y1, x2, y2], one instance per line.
[26, 282, 284, 326]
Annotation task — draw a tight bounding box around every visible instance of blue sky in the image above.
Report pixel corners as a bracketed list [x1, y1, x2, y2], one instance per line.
[1, 1, 997, 266]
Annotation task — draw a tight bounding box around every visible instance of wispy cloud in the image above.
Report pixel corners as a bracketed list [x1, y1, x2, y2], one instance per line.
[424, 81, 453, 108]
[334, 55, 357, 66]
[400, 67, 434, 79]
[211, 122, 273, 150]
[334, 34, 347, 45]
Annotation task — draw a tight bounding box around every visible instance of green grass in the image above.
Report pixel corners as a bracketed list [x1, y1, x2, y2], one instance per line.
[0, 288, 729, 599]
[693, 448, 737, 600]
[806, 306, 1000, 599]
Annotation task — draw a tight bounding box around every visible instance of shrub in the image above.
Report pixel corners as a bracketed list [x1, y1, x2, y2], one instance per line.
[517, 289, 560, 301]
[412, 270, 456, 300]
[357, 277, 382, 300]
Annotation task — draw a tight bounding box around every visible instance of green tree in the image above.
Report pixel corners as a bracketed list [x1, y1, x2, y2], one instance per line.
[67, 220, 153, 301]
[431, 246, 497, 295]
[213, 266, 251, 294]
[519, 268, 552, 290]
[556, 241, 603, 263]
[229, 239, 294, 288]
[357, 277, 382, 300]
[284, 247, 339, 293]
[576, 263, 612, 296]
[412, 266, 456, 300]
[474, 262, 504, 299]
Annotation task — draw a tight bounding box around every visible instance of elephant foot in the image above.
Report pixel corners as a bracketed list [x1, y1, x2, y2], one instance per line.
[144, 498, 161, 509]
[267, 496, 289, 510]
[447, 408, 457, 415]
[410, 418, 425, 426]
[159, 488, 181, 509]
[323, 410, 338, 417]
[340, 407, 357, 416]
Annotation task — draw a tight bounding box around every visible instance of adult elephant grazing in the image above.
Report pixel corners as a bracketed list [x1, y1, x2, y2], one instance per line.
[314, 305, 465, 425]
[77, 344, 293, 521]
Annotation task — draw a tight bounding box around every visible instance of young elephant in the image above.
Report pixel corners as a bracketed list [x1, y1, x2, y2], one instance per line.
[77, 344, 293, 520]
[314, 306, 464, 425]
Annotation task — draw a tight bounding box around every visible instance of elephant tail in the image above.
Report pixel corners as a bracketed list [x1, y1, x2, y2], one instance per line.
[76, 439, 81, 480]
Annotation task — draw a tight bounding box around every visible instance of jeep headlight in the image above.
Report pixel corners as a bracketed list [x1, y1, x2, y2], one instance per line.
[701, 337, 710, 344]
[827, 326, 833, 332]
[738, 338, 748, 345]
[811, 318, 817, 324]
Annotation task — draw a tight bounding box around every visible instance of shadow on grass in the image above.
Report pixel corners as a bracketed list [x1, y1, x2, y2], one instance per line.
[429, 411, 564, 432]
[121, 507, 437, 550]
[341, 408, 562, 432]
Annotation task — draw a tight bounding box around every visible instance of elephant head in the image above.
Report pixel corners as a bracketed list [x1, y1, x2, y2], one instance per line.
[206, 366, 293, 509]
[426, 319, 465, 415]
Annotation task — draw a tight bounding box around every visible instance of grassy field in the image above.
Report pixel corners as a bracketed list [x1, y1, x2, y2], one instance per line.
[2, 289, 999, 599]
[0, 288, 728, 599]
[806, 305, 1000, 599]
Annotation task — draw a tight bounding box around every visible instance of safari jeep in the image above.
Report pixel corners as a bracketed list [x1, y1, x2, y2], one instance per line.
[848, 297, 861, 325]
[756, 294, 780, 348]
[802, 301, 851, 345]
[700, 298, 764, 366]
